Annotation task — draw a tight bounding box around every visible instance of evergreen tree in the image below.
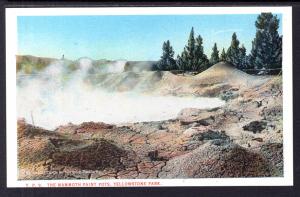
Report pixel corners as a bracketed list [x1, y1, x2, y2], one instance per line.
[239, 45, 247, 69]
[176, 55, 183, 70]
[240, 45, 246, 58]
[177, 30, 209, 72]
[177, 49, 188, 71]
[185, 27, 196, 70]
[156, 40, 176, 70]
[220, 48, 226, 62]
[193, 35, 209, 71]
[209, 43, 220, 66]
[226, 32, 241, 67]
[249, 13, 282, 71]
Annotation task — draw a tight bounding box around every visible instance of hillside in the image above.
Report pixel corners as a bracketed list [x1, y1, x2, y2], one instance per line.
[16, 55, 58, 73]
[87, 62, 272, 97]
[16, 55, 157, 74]
[147, 62, 271, 97]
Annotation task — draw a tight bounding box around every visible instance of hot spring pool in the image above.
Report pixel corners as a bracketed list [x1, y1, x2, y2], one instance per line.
[17, 87, 225, 130]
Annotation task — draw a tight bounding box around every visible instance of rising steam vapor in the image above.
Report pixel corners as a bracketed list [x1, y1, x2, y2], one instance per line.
[17, 58, 225, 130]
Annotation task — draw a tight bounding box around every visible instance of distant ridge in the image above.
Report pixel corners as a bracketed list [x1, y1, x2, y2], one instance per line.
[16, 55, 157, 73]
[16, 55, 59, 72]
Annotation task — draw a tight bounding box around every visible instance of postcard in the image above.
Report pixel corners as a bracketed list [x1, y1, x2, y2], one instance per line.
[6, 6, 293, 187]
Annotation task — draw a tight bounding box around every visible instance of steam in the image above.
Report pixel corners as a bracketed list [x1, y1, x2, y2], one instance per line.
[78, 58, 93, 73]
[100, 60, 126, 73]
[17, 59, 225, 130]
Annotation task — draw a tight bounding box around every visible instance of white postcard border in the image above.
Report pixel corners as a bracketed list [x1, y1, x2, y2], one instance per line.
[6, 6, 293, 187]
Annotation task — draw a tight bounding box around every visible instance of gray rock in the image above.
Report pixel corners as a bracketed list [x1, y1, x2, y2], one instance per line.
[243, 121, 267, 133]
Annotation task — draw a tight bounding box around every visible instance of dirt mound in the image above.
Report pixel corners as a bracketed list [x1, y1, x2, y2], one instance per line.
[159, 141, 271, 178]
[194, 62, 270, 88]
[55, 121, 114, 134]
[18, 121, 127, 178]
[76, 122, 114, 133]
[195, 62, 251, 83]
[52, 139, 126, 170]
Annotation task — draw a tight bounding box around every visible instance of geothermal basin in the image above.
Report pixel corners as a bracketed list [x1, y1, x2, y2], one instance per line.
[17, 85, 224, 130]
[16, 59, 225, 130]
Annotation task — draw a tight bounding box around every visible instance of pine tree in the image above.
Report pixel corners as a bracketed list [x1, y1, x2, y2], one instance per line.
[176, 55, 183, 70]
[209, 43, 220, 66]
[220, 48, 226, 62]
[177, 49, 188, 71]
[193, 35, 209, 71]
[177, 30, 209, 72]
[249, 13, 282, 71]
[156, 40, 176, 70]
[185, 27, 196, 70]
[226, 32, 241, 67]
[239, 45, 247, 69]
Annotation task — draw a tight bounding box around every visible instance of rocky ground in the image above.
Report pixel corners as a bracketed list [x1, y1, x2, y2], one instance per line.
[17, 62, 283, 179]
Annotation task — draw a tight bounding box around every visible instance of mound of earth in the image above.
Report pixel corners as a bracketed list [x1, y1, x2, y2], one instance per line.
[51, 139, 126, 171]
[194, 62, 268, 86]
[159, 141, 271, 178]
[18, 121, 128, 180]
[55, 121, 114, 134]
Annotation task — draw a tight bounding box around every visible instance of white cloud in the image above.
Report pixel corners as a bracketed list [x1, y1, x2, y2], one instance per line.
[211, 29, 244, 36]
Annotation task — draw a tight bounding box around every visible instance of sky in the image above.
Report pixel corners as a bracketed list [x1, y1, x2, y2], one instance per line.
[17, 14, 282, 61]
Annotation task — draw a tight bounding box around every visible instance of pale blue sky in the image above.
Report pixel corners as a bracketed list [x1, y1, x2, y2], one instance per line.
[17, 14, 282, 61]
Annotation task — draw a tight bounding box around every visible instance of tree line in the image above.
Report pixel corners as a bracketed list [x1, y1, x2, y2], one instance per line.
[155, 13, 282, 74]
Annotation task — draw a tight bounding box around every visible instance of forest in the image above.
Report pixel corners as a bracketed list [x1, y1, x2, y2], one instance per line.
[155, 13, 282, 75]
